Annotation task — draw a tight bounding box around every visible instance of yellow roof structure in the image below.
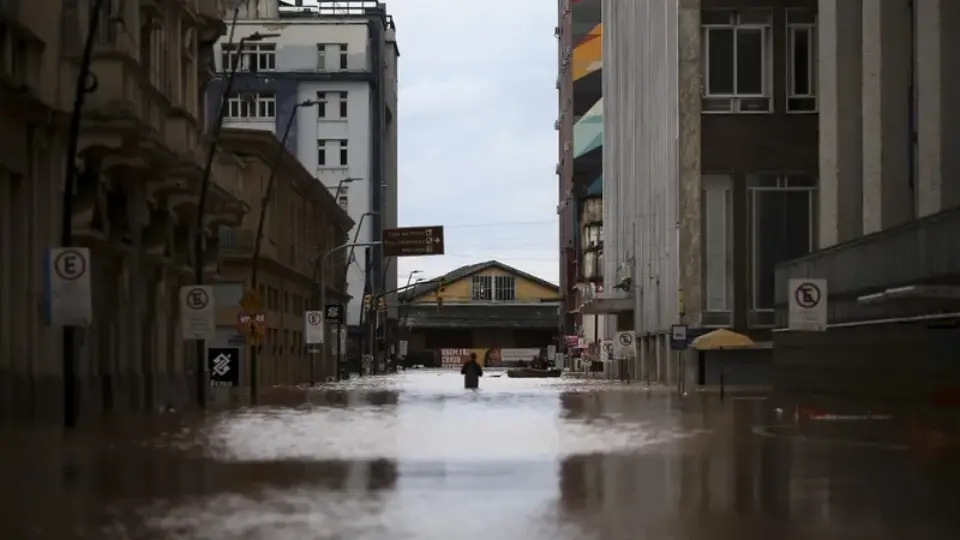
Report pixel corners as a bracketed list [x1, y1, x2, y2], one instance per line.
[690, 329, 757, 351]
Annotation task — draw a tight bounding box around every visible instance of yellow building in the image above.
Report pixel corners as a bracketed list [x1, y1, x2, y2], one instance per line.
[399, 261, 561, 367]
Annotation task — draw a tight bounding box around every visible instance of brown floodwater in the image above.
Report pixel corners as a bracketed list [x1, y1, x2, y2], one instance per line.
[2, 370, 958, 539]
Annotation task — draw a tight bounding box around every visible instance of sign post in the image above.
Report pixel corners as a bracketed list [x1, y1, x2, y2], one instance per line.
[788, 278, 828, 331]
[325, 304, 344, 379]
[179, 285, 215, 340]
[207, 347, 240, 388]
[45, 247, 93, 326]
[382, 226, 446, 257]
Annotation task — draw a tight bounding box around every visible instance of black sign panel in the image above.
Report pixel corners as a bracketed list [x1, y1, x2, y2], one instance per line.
[208, 347, 240, 388]
[383, 226, 445, 257]
[324, 303, 344, 324]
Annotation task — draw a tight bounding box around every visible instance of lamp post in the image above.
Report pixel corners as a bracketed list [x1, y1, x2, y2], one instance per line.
[59, 0, 107, 429]
[192, 28, 278, 408]
[246, 99, 320, 404]
[316, 241, 381, 383]
[332, 176, 360, 200]
[397, 271, 421, 363]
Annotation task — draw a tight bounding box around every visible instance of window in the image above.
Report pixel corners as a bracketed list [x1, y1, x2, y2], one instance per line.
[316, 43, 328, 70]
[338, 44, 348, 69]
[338, 194, 349, 209]
[471, 275, 516, 301]
[221, 42, 276, 72]
[225, 92, 276, 119]
[701, 175, 734, 327]
[316, 91, 328, 118]
[317, 139, 329, 167]
[749, 174, 816, 322]
[338, 140, 348, 166]
[702, 9, 772, 113]
[787, 9, 817, 112]
[338, 92, 348, 118]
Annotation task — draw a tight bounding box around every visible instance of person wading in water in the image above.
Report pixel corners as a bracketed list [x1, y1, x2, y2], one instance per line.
[461, 352, 483, 389]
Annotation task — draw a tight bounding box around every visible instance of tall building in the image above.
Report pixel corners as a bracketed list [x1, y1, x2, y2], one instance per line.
[776, 0, 960, 402]
[208, 0, 399, 351]
[580, 0, 819, 383]
[556, 0, 604, 351]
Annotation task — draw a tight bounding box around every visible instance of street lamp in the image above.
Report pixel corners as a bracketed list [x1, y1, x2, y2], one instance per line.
[333, 176, 360, 200]
[247, 98, 321, 404]
[59, 0, 109, 428]
[192, 28, 279, 408]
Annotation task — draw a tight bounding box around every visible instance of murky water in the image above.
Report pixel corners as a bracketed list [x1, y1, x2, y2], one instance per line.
[2, 370, 959, 539]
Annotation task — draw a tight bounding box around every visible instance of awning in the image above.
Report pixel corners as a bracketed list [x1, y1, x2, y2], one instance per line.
[573, 98, 602, 158]
[691, 329, 756, 351]
[573, 23, 602, 81]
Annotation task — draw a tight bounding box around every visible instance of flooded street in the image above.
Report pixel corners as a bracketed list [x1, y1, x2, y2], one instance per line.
[3, 370, 959, 539]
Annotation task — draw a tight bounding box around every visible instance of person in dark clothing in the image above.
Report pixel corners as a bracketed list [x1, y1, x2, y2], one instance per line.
[461, 352, 483, 389]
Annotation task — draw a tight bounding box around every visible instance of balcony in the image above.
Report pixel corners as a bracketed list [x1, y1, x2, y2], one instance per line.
[775, 206, 960, 325]
[219, 227, 255, 251]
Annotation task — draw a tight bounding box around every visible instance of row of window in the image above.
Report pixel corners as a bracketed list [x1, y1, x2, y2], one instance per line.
[700, 173, 815, 326]
[220, 43, 353, 73]
[258, 284, 309, 316]
[471, 275, 517, 301]
[224, 91, 352, 121]
[702, 8, 817, 113]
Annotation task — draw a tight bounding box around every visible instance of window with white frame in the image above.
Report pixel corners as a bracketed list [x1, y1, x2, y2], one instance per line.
[749, 174, 816, 319]
[701, 174, 734, 327]
[471, 275, 515, 301]
[225, 92, 276, 119]
[317, 139, 331, 167]
[316, 91, 330, 119]
[221, 43, 276, 72]
[786, 9, 817, 112]
[316, 43, 328, 70]
[338, 92, 348, 118]
[337, 140, 348, 166]
[338, 44, 348, 69]
[338, 193, 348, 209]
[701, 9, 773, 113]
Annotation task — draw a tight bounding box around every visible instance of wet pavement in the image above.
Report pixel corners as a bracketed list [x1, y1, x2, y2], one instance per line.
[2, 370, 959, 539]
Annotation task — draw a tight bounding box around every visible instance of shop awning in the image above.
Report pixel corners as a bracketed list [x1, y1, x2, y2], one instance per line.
[691, 329, 757, 351]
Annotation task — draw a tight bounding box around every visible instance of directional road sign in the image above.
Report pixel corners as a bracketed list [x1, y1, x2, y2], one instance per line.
[788, 278, 828, 331]
[383, 226, 445, 257]
[305, 310, 325, 344]
[670, 324, 688, 350]
[45, 247, 93, 326]
[180, 285, 215, 340]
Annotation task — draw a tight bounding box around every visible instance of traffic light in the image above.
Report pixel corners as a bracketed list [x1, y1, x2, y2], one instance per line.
[377, 296, 386, 312]
[363, 294, 372, 310]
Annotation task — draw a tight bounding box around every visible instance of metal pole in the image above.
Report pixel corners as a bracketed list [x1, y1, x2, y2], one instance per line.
[247, 100, 317, 404]
[319, 241, 380, 382]
[192, 6, 243, 409]
[336, 320, 343, 379]
[60, 0, 106, 429]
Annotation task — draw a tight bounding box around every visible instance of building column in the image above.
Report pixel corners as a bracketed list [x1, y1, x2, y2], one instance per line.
[861, 0, 913, 234]
[818, 0, 863, 247]
[916, 0, 960, 215]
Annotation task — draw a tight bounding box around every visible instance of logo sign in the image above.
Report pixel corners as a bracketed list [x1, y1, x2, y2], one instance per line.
[382, 226, 445, 257]
[324, 303, 344, 324]
[45, 247, 93, 327]
[180, 285, 215, 340]
[304, 310, 325, 344]
[670, 324, 689, 350]
[788, 278, 828, 331]
[207, 347, 240, 388]
[614, 331, 636, 359]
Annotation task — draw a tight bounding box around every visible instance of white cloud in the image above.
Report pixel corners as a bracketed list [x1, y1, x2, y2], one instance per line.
[386, 0, 560, 286]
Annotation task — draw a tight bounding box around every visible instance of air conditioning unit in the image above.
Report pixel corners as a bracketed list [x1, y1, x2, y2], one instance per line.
[554, 119, 561, 130]
[553, 26, 560, 37]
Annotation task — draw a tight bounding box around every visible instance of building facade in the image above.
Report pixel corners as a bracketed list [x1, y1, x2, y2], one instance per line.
[214, 128, 353, 386]
[1, 0, 246, 424]
[775, 0, 960, 406]
[207, 0, 399, 350]
[583, 0, 819, 383]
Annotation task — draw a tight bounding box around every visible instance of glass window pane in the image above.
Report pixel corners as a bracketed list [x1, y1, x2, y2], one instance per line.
[707, 29, 734, 94]
[736, 29, 764, 95]
[754, 190, 813, 309]
[792, 29, 810, 95]
[703, 181, 730, 311]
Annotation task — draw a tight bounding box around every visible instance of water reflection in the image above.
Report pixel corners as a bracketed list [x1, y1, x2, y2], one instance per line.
[2, 372, 959, 539]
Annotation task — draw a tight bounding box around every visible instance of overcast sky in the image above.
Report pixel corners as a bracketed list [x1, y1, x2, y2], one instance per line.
[387, 0, 559, 285]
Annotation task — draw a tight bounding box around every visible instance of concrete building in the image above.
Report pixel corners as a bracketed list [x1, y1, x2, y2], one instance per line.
[1, 0, 245, 424]
[214, 128, 353, 386]
[580, 0, 819, 384]
[208, 0, 399, 354]
[775, 0, 960, 406]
